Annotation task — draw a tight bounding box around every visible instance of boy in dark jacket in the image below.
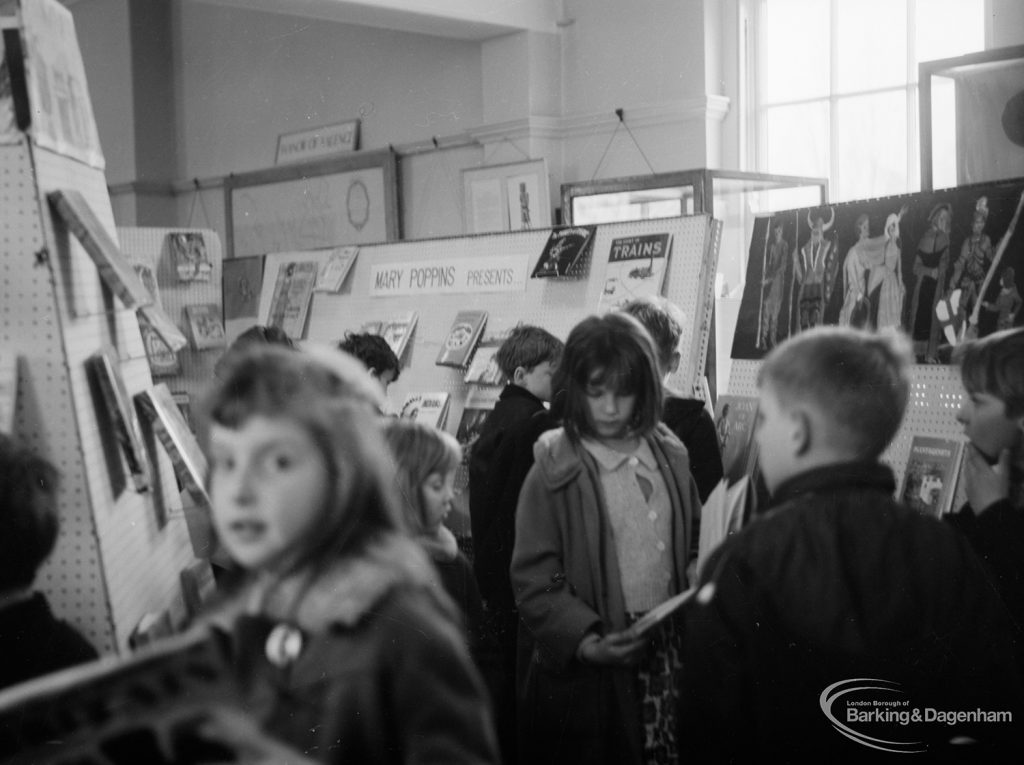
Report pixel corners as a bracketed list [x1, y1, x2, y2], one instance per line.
[679, 327, 1023, 761]
[620, 296, 723, 501]
[468, 324, 562, 765]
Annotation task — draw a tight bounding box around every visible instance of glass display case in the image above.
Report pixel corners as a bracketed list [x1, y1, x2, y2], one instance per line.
[919, 44, 1024, 192]
[561, 169, 828, 396]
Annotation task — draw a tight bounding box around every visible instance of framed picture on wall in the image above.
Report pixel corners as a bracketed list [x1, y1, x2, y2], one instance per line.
[224, 148, 400, 258]
[462, 159, 551, 234]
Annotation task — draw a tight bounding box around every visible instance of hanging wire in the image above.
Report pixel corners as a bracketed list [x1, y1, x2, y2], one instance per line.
[589, 108, 657, 180]
[186, 178, 212, 229]
[485, 135, 532, 165]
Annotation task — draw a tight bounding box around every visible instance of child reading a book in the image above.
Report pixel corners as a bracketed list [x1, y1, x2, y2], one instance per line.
[510, 313, 700, 765]
[620, 296, 723, 501]
[194, 346, 498, 764]
[0, 435, 98, 691]
[383, 419, 486, 658]
[467, 323, 562, 765]
[946, 326, 1024, 659]
[679, 326, 1023, 760]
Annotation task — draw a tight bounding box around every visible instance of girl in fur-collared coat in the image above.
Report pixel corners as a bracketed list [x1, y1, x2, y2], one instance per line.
[195, 346, 498, 765]
[511, 313, 701, 765]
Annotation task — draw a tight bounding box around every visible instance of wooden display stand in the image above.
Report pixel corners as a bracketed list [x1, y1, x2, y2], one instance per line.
[0, 0, 194, 653]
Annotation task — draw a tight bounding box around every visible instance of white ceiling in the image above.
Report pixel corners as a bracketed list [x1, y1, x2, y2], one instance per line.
[186, 0, 561, 40]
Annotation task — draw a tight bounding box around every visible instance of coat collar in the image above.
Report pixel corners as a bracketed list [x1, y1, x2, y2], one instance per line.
[768, 461, 896, 509]
[202, 533, 436, 634]
[532, 424, 687, 490]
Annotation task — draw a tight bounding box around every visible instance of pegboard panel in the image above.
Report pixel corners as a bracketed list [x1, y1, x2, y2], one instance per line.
[305, 216, 720, 527]
[1, 139, 115, 654]
[117, 227, 224, 414]
[724, 358, 968, 503]
[25, 144, 195, 653]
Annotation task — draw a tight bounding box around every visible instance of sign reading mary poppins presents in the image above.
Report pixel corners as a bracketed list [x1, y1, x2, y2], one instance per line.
[368, 255, 528, 296]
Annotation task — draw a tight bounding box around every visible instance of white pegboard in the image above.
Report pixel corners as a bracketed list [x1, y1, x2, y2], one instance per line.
[724, 358, 968, 499]
[305, 216, 720, 529]
[1, 137, 115, 653]
[29, 145, 197, 652]
[117, 227, 224, 416]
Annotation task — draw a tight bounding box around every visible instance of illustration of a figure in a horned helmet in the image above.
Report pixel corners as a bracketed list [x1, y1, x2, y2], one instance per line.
[794, 207, 836, 331]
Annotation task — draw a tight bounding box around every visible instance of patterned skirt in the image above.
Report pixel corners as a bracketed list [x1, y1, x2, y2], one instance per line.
[627, 612, 683, 764]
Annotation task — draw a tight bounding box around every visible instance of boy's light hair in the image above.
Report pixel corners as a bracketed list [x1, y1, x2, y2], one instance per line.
[494, 325, 564, 381]
[383, 420, 462, 534]
[757, 326, 912, 459]
[954, 327, 1024, 419]
[619, 297, 685, 372]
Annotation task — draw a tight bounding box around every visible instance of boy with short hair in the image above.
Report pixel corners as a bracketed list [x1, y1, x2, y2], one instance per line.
[620, 296, 723, 501]
[679, 326, 1022, 760]
[0, 435, 98, 690]
[337, 331, 401, 392]
[468, 323, 563, 765]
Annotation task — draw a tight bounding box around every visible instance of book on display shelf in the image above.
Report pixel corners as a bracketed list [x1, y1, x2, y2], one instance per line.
[399, 392, 452, 429]
[596, 233, 672, 311]
[436, 310, 488, 369]
[380, 311, 418, 361]
[168, 231, 212, 282]
[713, 395, 760, 487]
[313, 245, 359, 292]
[898, 436, 964, 517]
[185, 304, 227, 351]
[531, 226, 596, 279]
[86, 347, 151, 493]
[463, 334, 507, 385]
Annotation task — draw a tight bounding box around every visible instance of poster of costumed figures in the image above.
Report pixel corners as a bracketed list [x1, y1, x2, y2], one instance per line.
[731, 177, 1024, 363]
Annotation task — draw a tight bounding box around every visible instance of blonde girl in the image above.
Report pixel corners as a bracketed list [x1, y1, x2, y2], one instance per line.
[383, 419, 487, 652]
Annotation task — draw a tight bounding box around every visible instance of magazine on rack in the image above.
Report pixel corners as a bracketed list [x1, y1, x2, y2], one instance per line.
[531, 226, 596, 279]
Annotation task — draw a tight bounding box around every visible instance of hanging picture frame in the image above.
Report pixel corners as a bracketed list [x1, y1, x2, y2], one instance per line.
[462, 158, 551, 234]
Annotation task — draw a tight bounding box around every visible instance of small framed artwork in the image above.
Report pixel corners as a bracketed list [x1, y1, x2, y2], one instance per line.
[462, 159, 551, 234]
[87, 347, 151, 493]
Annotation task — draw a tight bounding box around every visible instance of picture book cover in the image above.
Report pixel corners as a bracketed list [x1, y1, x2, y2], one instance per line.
[899, 436, 965, 517]
[714, 395, 760, 486]
[222, 255, 264, 337]
[185, 303, 226, 351]
[597, 233, 672, 311]
[455, 388, 498, 463]
[463, 337, 506, 385]
[381, 311, 418, 360]
[87, 347, 151, 493]
[134, 384, 211, 512]
[436, 309, 488, 369]
[0, 629, 242, 765]
[137, 303, 188, 353]
[313, 245, 359, 292]
[133, 263, 163, 309]
[400, 392, 452, 429]
[265, 259, 318, 339]
[531, 226, 596, 279]
[139, 316, 180, 378]
[48, 189, 152, 309]
[168, 231, 212, 282]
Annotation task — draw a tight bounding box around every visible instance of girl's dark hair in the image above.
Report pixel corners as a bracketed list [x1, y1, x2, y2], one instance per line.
[199, 346, 405, 577]
[0, 435, 60, 590]
[555, 313, 663, 443]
